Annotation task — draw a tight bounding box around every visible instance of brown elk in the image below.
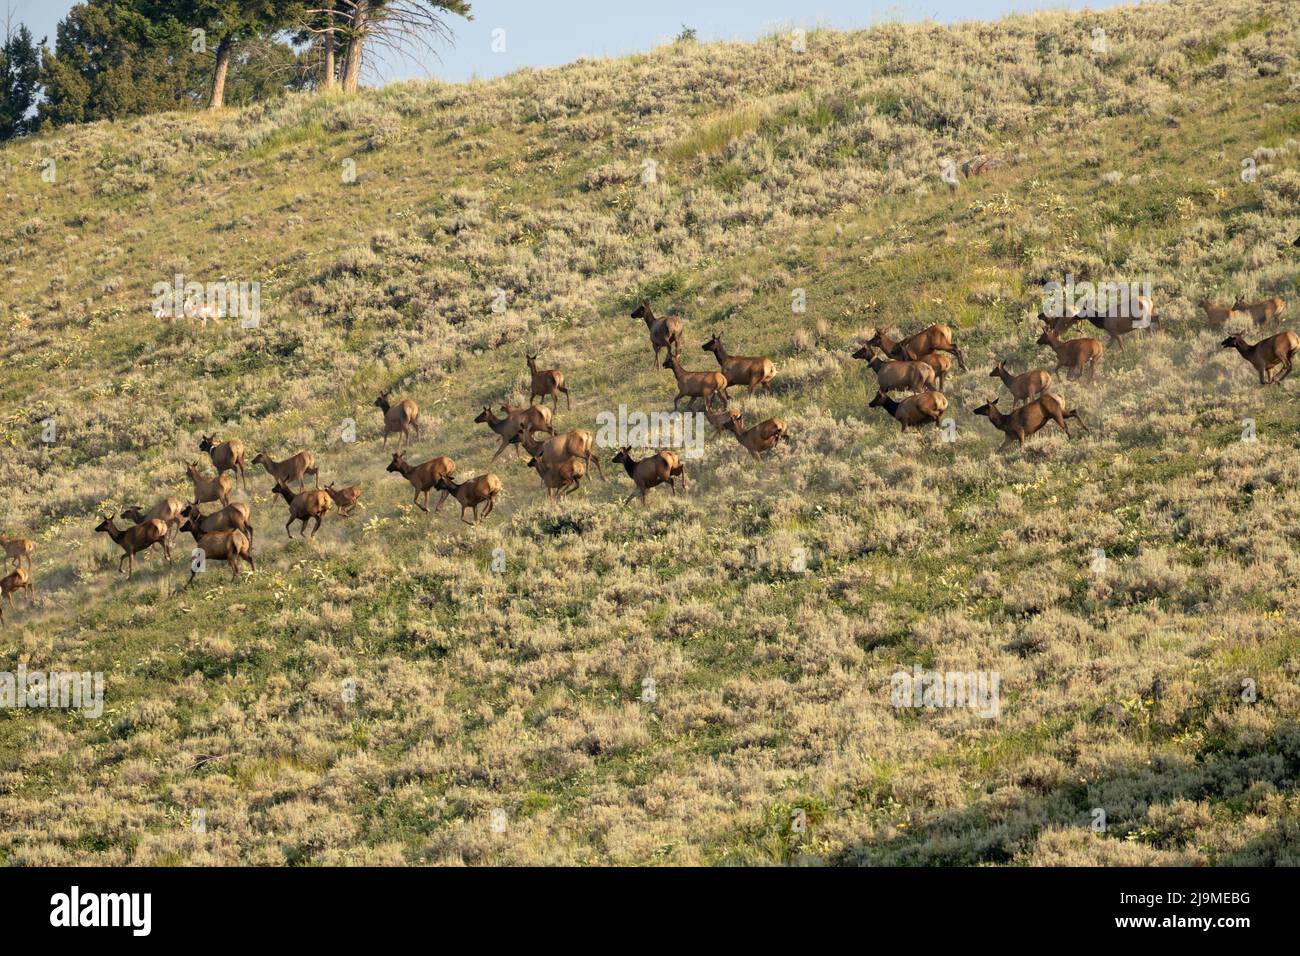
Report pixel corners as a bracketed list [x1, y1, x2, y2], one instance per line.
[386, 453, 456, 512]
[915, 351, 954, 390]
[526, 455, 587, 498]
[1221, 331, 1300, 385]
[1036, 325, 1103, 382]
[719, 410, 787, 462]
[518, 428, 606, 480]
[178, 515, 254, 586]
[852, 344, 936, 393]
[432, 474, 502, 526]
[867, 325, 967, 371]
[325, 482, 362, 516]
[186, 461, 233, 506]
[990, 361, 1051, 406]
[611, 448, 686, 505]
[701, 333, 775, 394]
[375, 389, 420, 450]
[1232, 296, 1287, 326]
[121, 497, 186, 545]
[663, 353, 728, 411]
[95, 515, 170, 577]
[0, 566, 32, 623]
[973, 394, 1088, 450]
[475, 405, 553, 460]
[1075, 304, 1158, 350]
[198, 434, 249, 490]
[269, 481, 333, 538]
[180, 501, 253, 543]
[868, 390, 948, 432]
[252, 450, 318, 490]
[0, 536, 34, 571]
[631, 301, 684, 368]
[526, 351, 570, 410]
[1199, 299, 1234, 328]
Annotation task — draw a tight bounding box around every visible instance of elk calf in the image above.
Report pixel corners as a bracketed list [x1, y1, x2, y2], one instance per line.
[1200, 299, 1234, 328]
[0, 566, 32, 623]
[326, 483, 362, 516]
[527, 456, 586, 498]
[720, 411, 787, 462]
[0, 536, 34, 571]
[868, 390, 948, 432]
[1037, 325, 1103, 382]
[990, 361, 1051, 406]
[612, 448, 686, 505]
[1221, 331, 1300, 385]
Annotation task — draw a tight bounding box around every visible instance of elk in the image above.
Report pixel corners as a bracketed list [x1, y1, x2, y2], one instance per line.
[95, 515, 169, 577]
[916, 351, 954, 390]
[526, 351, 570, 410]
[701, 333, 775, 394]
[180, 501, 253, 543]
[867, 325, 967, 371]
[1221, 331, 1300, 385]
[198, 434, 249, 491]
[1232, 296, 1287, 326]
[719, 410, 787, 462]
[1075, 305, 1157, 350]
[612, 448, 685, 505]
[868, 390, 948, 432]
[705, 402, 739, 436]
[475, 405, 553, 460]
[0, 536, 33, 571]
[1200, 299, 1234, 328]
[989, 361, 1051, 406]
[177, 515, 254, 587]
[325, 482, 362, 516]
[852, 344, 936, 393]
[526, 455, 587, 498]
[973, 394, 1088, 450]
[269, 481, 333, 538]
[386, 453, 456, 512]
[663, 353, 728, 411]
[0, 566, 32, 623]
[375, 389, 420, 450]
[432, 474, 502, 526]
[121, 497, 186, 544]
[630, 301, 684, 367]
[186, 461, 233, 506]
[252, 450, 318, 490]
[518, 428, 606, 480]
[1036, 325, 1103, 382]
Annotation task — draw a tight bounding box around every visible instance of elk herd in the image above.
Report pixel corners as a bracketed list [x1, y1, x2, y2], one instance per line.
[0, 286, 1292, 619]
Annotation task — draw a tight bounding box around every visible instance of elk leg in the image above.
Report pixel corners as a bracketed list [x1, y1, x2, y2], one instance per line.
[243, 553, 255, 572]
[562, 386, 571, 410]
[434, 490, 449, 512]
[285, 518, 295, 538]
[228, 556, 239, 580]
[312, 515, 322, 537]
[414, 490, 429, 512]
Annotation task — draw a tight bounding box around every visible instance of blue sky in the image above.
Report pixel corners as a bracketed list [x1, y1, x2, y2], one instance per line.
[8, 1, 1126, 86]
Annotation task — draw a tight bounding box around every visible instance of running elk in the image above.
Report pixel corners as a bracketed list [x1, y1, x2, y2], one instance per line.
[719, 410, 787, 462]
[1, 536, 33, 571]
[1232, 296, 1287, 326]
[121, 498, 185, 544]
[1221, 331, 1300, 384]
[663, 353, 728, 411]
[180, 502, 253, 543]
[526, 455, 586, 498]
[631, 301, 684, 368]
[1200, 299, 1234, 328]
[868, 325, 967, 371]
[475, 405, 553, 460]
[432, 474, 502, 526]
[973, 394, 1087, 450]
[1037, 325, 1103, 382]
[186, 461, 233, 506]
[0, 566, 32, 623]
[177, 516, 254, 586]
[990, 361, 1051, 406]
[198, 435, 249, 491]
[868, 390, 949, 432]
[325, 482, 362, 516]
[701, 333, 775, 394]
[852, 344, 936, 393]
[611, 448, 685, 505]
[386, 453, 456, 512]
[95, 515, 170, 577]
[269, 481, 333, 538]
[518, 429, 606, 480]
[253, 450, 319, 490]
[526, 351, 570, 410]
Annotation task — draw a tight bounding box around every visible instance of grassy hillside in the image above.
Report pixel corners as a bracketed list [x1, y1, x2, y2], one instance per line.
[1, 0, 1299, 865]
